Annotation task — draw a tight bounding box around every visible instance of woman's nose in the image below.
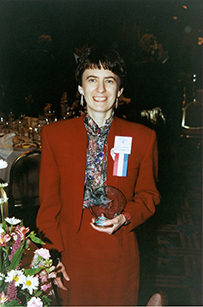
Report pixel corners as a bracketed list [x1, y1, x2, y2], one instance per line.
[97, 81, 105, 93]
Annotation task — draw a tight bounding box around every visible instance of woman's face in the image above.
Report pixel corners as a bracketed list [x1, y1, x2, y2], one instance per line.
[78, 67, 123, 120]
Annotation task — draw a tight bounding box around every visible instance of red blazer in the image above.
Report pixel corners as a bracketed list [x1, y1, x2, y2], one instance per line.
[37, 115, 160, 251]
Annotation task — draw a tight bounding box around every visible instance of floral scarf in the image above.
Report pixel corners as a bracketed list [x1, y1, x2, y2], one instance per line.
[83, 112, 114, 209]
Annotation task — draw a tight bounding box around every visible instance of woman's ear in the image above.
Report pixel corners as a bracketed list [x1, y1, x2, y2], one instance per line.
[78, 85, 84, 95]
[117, 88, 124, 98]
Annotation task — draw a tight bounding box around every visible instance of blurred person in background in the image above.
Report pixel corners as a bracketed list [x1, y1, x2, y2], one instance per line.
[156, 39, 182, 193]
[157, 40, 182, 131]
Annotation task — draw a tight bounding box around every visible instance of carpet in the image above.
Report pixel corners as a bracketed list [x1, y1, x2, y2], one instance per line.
[137, 141, 202, 306]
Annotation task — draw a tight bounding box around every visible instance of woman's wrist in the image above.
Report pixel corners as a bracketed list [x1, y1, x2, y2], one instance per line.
[122, 212, 131, 225]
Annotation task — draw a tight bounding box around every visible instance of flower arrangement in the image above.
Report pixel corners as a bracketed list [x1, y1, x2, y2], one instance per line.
[0, 160, 55, 306]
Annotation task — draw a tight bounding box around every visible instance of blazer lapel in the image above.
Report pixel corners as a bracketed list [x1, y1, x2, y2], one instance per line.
[72, 116, 87, 231]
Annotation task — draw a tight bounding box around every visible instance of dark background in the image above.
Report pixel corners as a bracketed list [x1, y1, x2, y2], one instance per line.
[0, 0, 202, 114]
[0, 2, 202, 306]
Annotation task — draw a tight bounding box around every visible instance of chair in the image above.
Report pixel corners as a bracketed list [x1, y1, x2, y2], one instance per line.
[180, 99, 203, 161]
[181, 99, 203, 136]
[146, 292, 166, 306]
[8, 150, 41, 232]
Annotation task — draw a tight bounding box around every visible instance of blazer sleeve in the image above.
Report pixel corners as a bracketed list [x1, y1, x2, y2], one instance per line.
[36, 126, 64, 252]
[123, 129, 160, 232]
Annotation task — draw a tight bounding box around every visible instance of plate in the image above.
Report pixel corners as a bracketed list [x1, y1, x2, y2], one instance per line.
[13, 142, 38, 151]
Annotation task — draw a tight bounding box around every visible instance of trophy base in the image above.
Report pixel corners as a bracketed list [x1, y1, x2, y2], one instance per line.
[94, 216, 108, 227]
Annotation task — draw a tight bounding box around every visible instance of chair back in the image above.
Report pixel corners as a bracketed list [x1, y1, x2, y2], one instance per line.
[146, 293, 164, 306]
[181, 100, 203, 130]
[8, 149, 41, 230]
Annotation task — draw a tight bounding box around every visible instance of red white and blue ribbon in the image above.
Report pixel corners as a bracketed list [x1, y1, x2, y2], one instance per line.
[111, 136, 132, 177]
[113, 153, 129, 177]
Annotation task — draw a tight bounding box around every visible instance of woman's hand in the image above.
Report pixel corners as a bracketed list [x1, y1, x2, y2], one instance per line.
[53, 261, 70, 291]
[90, 214, 126, 235]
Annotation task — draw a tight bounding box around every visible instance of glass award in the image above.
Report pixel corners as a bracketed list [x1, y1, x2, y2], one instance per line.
[89, 185, 127, 227]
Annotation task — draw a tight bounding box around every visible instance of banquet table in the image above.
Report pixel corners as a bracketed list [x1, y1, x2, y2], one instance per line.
[0, 132, 40, 183]
[0, 115, 59, 184]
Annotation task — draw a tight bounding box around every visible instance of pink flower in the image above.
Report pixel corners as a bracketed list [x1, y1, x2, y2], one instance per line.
[41, 283, 52, 291]
[0, 233, 10, 246]
[9, 235, 21, 262]
[7, 281, 18, 302]
[15, 225, 29, 240]
[0, 291, 8, 304]
[34, 248, 50, 259]
[27, 297, 43, 307]
[39, 273, 48, 283]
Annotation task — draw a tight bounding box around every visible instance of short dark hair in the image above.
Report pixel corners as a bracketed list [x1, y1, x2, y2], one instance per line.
[75, 46, 127, 89]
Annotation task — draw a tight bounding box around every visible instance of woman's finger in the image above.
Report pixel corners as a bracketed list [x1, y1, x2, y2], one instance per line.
[90, 222, 115, 234]
[54, 276, 68, 291]
[56, 262, 70, 281]
[90, 214, 126, 234]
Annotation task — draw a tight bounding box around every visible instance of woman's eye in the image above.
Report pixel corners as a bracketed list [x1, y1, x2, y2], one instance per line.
[89, 78, 96, 83]
[106, 79, 114, 84]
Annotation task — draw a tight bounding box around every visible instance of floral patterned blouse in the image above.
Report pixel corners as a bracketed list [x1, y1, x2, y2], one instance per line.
[83, 112, 114, 209]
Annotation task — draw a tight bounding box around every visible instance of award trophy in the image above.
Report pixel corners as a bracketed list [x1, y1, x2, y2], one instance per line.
[89, 185, 127, 226]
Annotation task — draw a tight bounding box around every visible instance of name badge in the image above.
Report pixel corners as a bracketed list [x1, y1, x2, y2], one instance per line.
[112, 136, 132, 177]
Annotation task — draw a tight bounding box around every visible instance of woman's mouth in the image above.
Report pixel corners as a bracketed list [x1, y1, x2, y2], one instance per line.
[93, 96, 107, 102]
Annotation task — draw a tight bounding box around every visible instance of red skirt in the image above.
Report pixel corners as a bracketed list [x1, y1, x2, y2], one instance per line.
[58, 209, 139, 306]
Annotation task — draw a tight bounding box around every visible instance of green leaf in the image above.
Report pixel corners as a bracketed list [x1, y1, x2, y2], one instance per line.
[2, 246, 8, 253]
[9, 244, 24, 271]
[34, 290, 43, 297]
[5, 300, 23, 306]
[2, 220, 7, 230]
[31, 236, 45, 245]
[42, 295, 52, 306]
[23, 267, 44, 276]
[29, 232, 45, 245]
[25, 240, 30, 250]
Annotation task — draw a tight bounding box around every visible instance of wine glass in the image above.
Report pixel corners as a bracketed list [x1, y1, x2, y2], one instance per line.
[0, 117, 5, 137]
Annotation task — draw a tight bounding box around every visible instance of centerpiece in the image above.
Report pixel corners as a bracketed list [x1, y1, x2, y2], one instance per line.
[0, 159, 55, 306]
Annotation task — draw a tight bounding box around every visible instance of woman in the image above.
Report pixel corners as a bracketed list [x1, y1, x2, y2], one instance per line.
[37, 46, 160, 306]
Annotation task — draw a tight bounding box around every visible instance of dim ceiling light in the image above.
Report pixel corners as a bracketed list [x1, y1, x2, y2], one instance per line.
[173, 16, 178, 20]
[183, 5, 187, 9]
